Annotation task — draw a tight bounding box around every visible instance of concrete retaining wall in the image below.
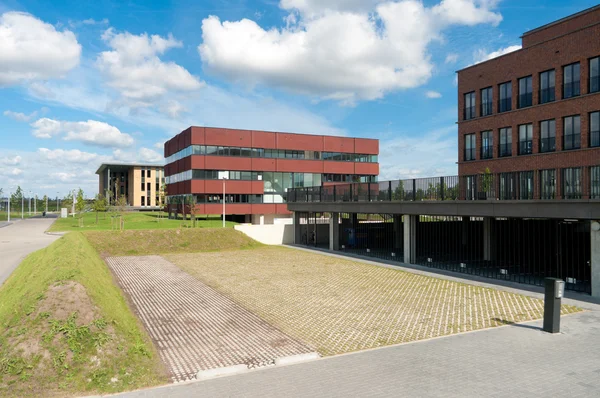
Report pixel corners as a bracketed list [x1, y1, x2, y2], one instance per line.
[235, 224, 294, 245]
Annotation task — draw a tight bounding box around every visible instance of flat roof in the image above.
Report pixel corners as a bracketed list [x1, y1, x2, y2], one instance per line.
[95, 162, 164, 175]
[521, 4, 600, 37]
[171, 126, 378, 142]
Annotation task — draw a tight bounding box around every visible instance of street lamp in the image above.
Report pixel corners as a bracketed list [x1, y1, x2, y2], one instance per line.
[222, 177, 227, 228]
[56, 192, 59, 212]
[21, 192, 24, 219]
[34, 193, 37, 214]
[6, 188, 10, 223]
[28, 190, 32, 216]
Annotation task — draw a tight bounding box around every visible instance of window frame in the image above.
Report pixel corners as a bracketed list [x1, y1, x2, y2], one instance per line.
[499, 127, 512, 157]
[563, 62, 581, 99]
[480, 130, 493, 159]
[464, 133, 476, 161]
[480, 87, 493, 117]
[498, 81, 512, 113]
[539, 69, 555, 104]
[539, 119, 556, 153]
[590, 57, 599, 94]
[590, 111, 600, 148]
[518, 75, 533, 108]
[563, 115, 581, 150]
[464, 91, 476, 120]
[518, 124, 533, 155]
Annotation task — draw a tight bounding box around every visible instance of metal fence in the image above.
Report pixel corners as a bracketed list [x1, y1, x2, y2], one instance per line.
[288, 167, 600, 203]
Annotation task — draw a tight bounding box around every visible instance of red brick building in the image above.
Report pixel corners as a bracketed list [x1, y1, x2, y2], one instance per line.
[457, 5, 600, 200]
[164, 127, 379, 223]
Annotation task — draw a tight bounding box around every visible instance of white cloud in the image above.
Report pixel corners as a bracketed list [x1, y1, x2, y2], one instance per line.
[199, 0, 502, 103]
[154, 141, 166, 149]
[31, 118, 134, 148]
[82, 18, 109, 25]
[378, 126, 457, 180]
[445, 53, 458, 64]
[425, 90, 442, 98]
[97, 28, 203, 107]
[1, 155, 21, 165]
[50, 172, 77, 182]
[160, 100, 187, 119]
[138, 147, 163, 163]
[0, 12, 81, 86]
[473, 44, 521, 65]
[38, 148, 99, 163]
[3, 107, 48, 122]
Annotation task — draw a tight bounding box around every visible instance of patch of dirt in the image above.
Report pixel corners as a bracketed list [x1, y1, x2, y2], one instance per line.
[36, 281, 100, 325]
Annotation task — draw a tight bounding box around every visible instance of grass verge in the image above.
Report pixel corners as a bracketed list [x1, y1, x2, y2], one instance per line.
[84, 228, 263, 257]
[0, 232, 166, 397]
[48, 212, 237, 232]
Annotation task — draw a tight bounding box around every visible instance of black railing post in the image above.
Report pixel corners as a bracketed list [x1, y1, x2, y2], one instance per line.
[306, 187, 309, 202]
[440, 176, 445, 201]
[368, 182, 371, 202]
[333, 185, 337, 202]
[388, 181, 392, 201]
[319, 186, 322, 202]
[412, 179, 416, 201]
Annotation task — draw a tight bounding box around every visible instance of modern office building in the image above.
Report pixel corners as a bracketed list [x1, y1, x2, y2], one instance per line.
[96, 163, 165, 209]
[457, 5, 600, 200]
[163, 126, 379, 223]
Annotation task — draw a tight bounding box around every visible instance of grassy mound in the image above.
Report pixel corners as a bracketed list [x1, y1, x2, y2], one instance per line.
[48, 212, 236, 232]
[0, 233, 166, 397]
[84, 228, 262, 257]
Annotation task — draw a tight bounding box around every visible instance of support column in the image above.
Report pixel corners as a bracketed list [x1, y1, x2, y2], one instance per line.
[329, 212, 340, 251]
[403, 215, 416, 264]
[483, 217, 496, 261]
[592, 220, 600, 298]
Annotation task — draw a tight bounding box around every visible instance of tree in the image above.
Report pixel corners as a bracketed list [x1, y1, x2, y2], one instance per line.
[392, 180, 405, 201]
[43, 195, 48, 212]
[92, 194, 107, 224]
[187, 195, 197, 228]
[75, 188, 86, 227]
[115, 194, 128, 231]
[157, 183, 167, 222]
[11, 186, 23, 213]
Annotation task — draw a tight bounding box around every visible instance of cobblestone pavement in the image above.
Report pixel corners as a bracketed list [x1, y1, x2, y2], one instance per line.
[168, 247, 581, 356]
[113, 309, 600, 398]
[105, 256, 314, 382]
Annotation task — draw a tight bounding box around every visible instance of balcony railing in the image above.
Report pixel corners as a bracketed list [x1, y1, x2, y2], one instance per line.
[590, 76, 599, 93]
[540, 137, 555, 153]
[591, 130, 600, 148]
[539, 87, 555, 104]
[498, 98, 511, 113]
[563, 81, 580, 98]
[287, 169, 599, 204]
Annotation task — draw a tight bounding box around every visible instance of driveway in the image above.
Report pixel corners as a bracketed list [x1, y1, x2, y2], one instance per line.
[0, 217, 61, 285]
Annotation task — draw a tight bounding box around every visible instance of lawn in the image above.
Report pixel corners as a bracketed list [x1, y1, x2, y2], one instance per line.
[168, 247, 582, 356]
[48, 211, 237, 232]
[84, 228, 263, 257]
[0, 211, 37, 222]
[0, 232, 166, 397]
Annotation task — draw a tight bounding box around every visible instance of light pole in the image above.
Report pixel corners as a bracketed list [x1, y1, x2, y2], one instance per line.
[34, 194, 37, 214]
[222, 177, 227, 228]
[72, 189, 75, 218]
[21, 193, 24, 219]
[28, 191, 32, 216]
[45, 195, 48, 213]
[56, 192, 59, 212]
[7, 189, 10, 223]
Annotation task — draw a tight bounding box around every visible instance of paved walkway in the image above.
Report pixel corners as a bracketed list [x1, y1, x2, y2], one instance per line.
[113, 308, 600, 398]
[0, 217, 60, 285]
[105, 256, 314, 382]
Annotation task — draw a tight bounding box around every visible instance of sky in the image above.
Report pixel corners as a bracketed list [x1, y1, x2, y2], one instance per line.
[0, 0, 597, 198]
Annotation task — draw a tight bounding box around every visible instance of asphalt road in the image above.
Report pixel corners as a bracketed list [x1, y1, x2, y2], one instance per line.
[0, 217, 61, 286]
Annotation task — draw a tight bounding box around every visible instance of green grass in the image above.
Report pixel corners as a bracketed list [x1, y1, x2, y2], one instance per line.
[48, 211, 237, 232]
[84, 228, 263, 257]
[0, 211, 38, 222]
[0, 232, 166, 397]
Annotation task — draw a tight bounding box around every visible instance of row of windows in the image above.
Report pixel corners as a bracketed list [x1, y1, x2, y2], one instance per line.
[167, 193, 288, 204]
[166, 144, 378, 164]
[464, 166, 600, 200]
[464, 111, 600, 161]
[463, 57, 600, 120]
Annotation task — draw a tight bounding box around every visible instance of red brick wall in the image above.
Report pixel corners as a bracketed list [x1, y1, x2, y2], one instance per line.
[522, 6, 600, 48]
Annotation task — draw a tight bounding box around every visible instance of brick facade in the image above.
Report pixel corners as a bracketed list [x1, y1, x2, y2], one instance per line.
[457, 5, 600, 199]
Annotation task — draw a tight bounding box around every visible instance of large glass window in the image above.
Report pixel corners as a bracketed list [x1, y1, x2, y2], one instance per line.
[518, 76, 532, 108]
[539, 70, 555, 104]
[563, 115, 581, 150]
[499, 173, 516, 200]
[591, 166, 600, 199]
[481, 131, 493, 159]
[540, 169, 556, 199]
[540, 119, 556, 153]
[519, 171, 534, 199]
[518, 124, 533, 155]
[498, 82, 512, 112]
[464, 92, 476, 120]
[590, 57, 599, 94]
[499, 127, 512, 157]
[464, 133, 476, 161]
[481, 87, 493, 116]
[591, 111, 600, 148]
[562, 167, 582, 199]
[563, 62, 580, 99]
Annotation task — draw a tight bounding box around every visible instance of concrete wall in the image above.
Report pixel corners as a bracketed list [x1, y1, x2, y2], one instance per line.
[234, 224, 294, 245]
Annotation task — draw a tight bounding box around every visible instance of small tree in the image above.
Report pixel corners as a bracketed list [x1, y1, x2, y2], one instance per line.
[43, 195, 48, 212]
[11, 186, 23, 214]
[188, 195, 197, 228]
[92, 194, 107, 224]
[75, 188, 85, 227]
[157, 183, 167, 221]
[115, 194, 127, 230]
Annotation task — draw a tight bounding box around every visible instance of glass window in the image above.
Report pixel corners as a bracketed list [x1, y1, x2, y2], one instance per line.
[205, 146, 217, 156]
[141, 196, 145, 206]
[591, 166, 600, 199]
[464, 133, 476, 161]
[481, 131, 493, 159]
[518, 124, 533, 155]
[563, 63, 580, 99]
[464, 91, 476, 120]
[540, 120, 556, 153]
[591, 57, 600, 93]
[518, 76, 532, 108]
[141, 182, 145, 191]
[499, 173, 516, 200]
[519, 171, 534, 199]
[539, 70, 555, 104]
[563, 115, 581, 150]
[499, 127, 512, 157]
[499, 82, 512, 112]
[480, 87, 493, 116]
[229, 147, 240, 157]
[147, 170, 151, 178]
[313, 173, 322, 187]
[141, 170, 145, 178]
[540, 169, 556, 199]
[562, 168, 582, 199]
[590, 112, 600, 148]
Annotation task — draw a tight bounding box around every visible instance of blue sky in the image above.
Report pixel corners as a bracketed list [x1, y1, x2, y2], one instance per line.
[0, 0, 597, 197]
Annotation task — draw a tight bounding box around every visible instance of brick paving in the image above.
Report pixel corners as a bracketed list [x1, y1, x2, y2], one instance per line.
[114, 309, 600, 398]
[168, 247, 581, 356]
[105, 256, 314, 382]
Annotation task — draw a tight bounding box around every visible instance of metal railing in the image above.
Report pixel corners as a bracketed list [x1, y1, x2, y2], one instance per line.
[288, 168, 600, 203]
